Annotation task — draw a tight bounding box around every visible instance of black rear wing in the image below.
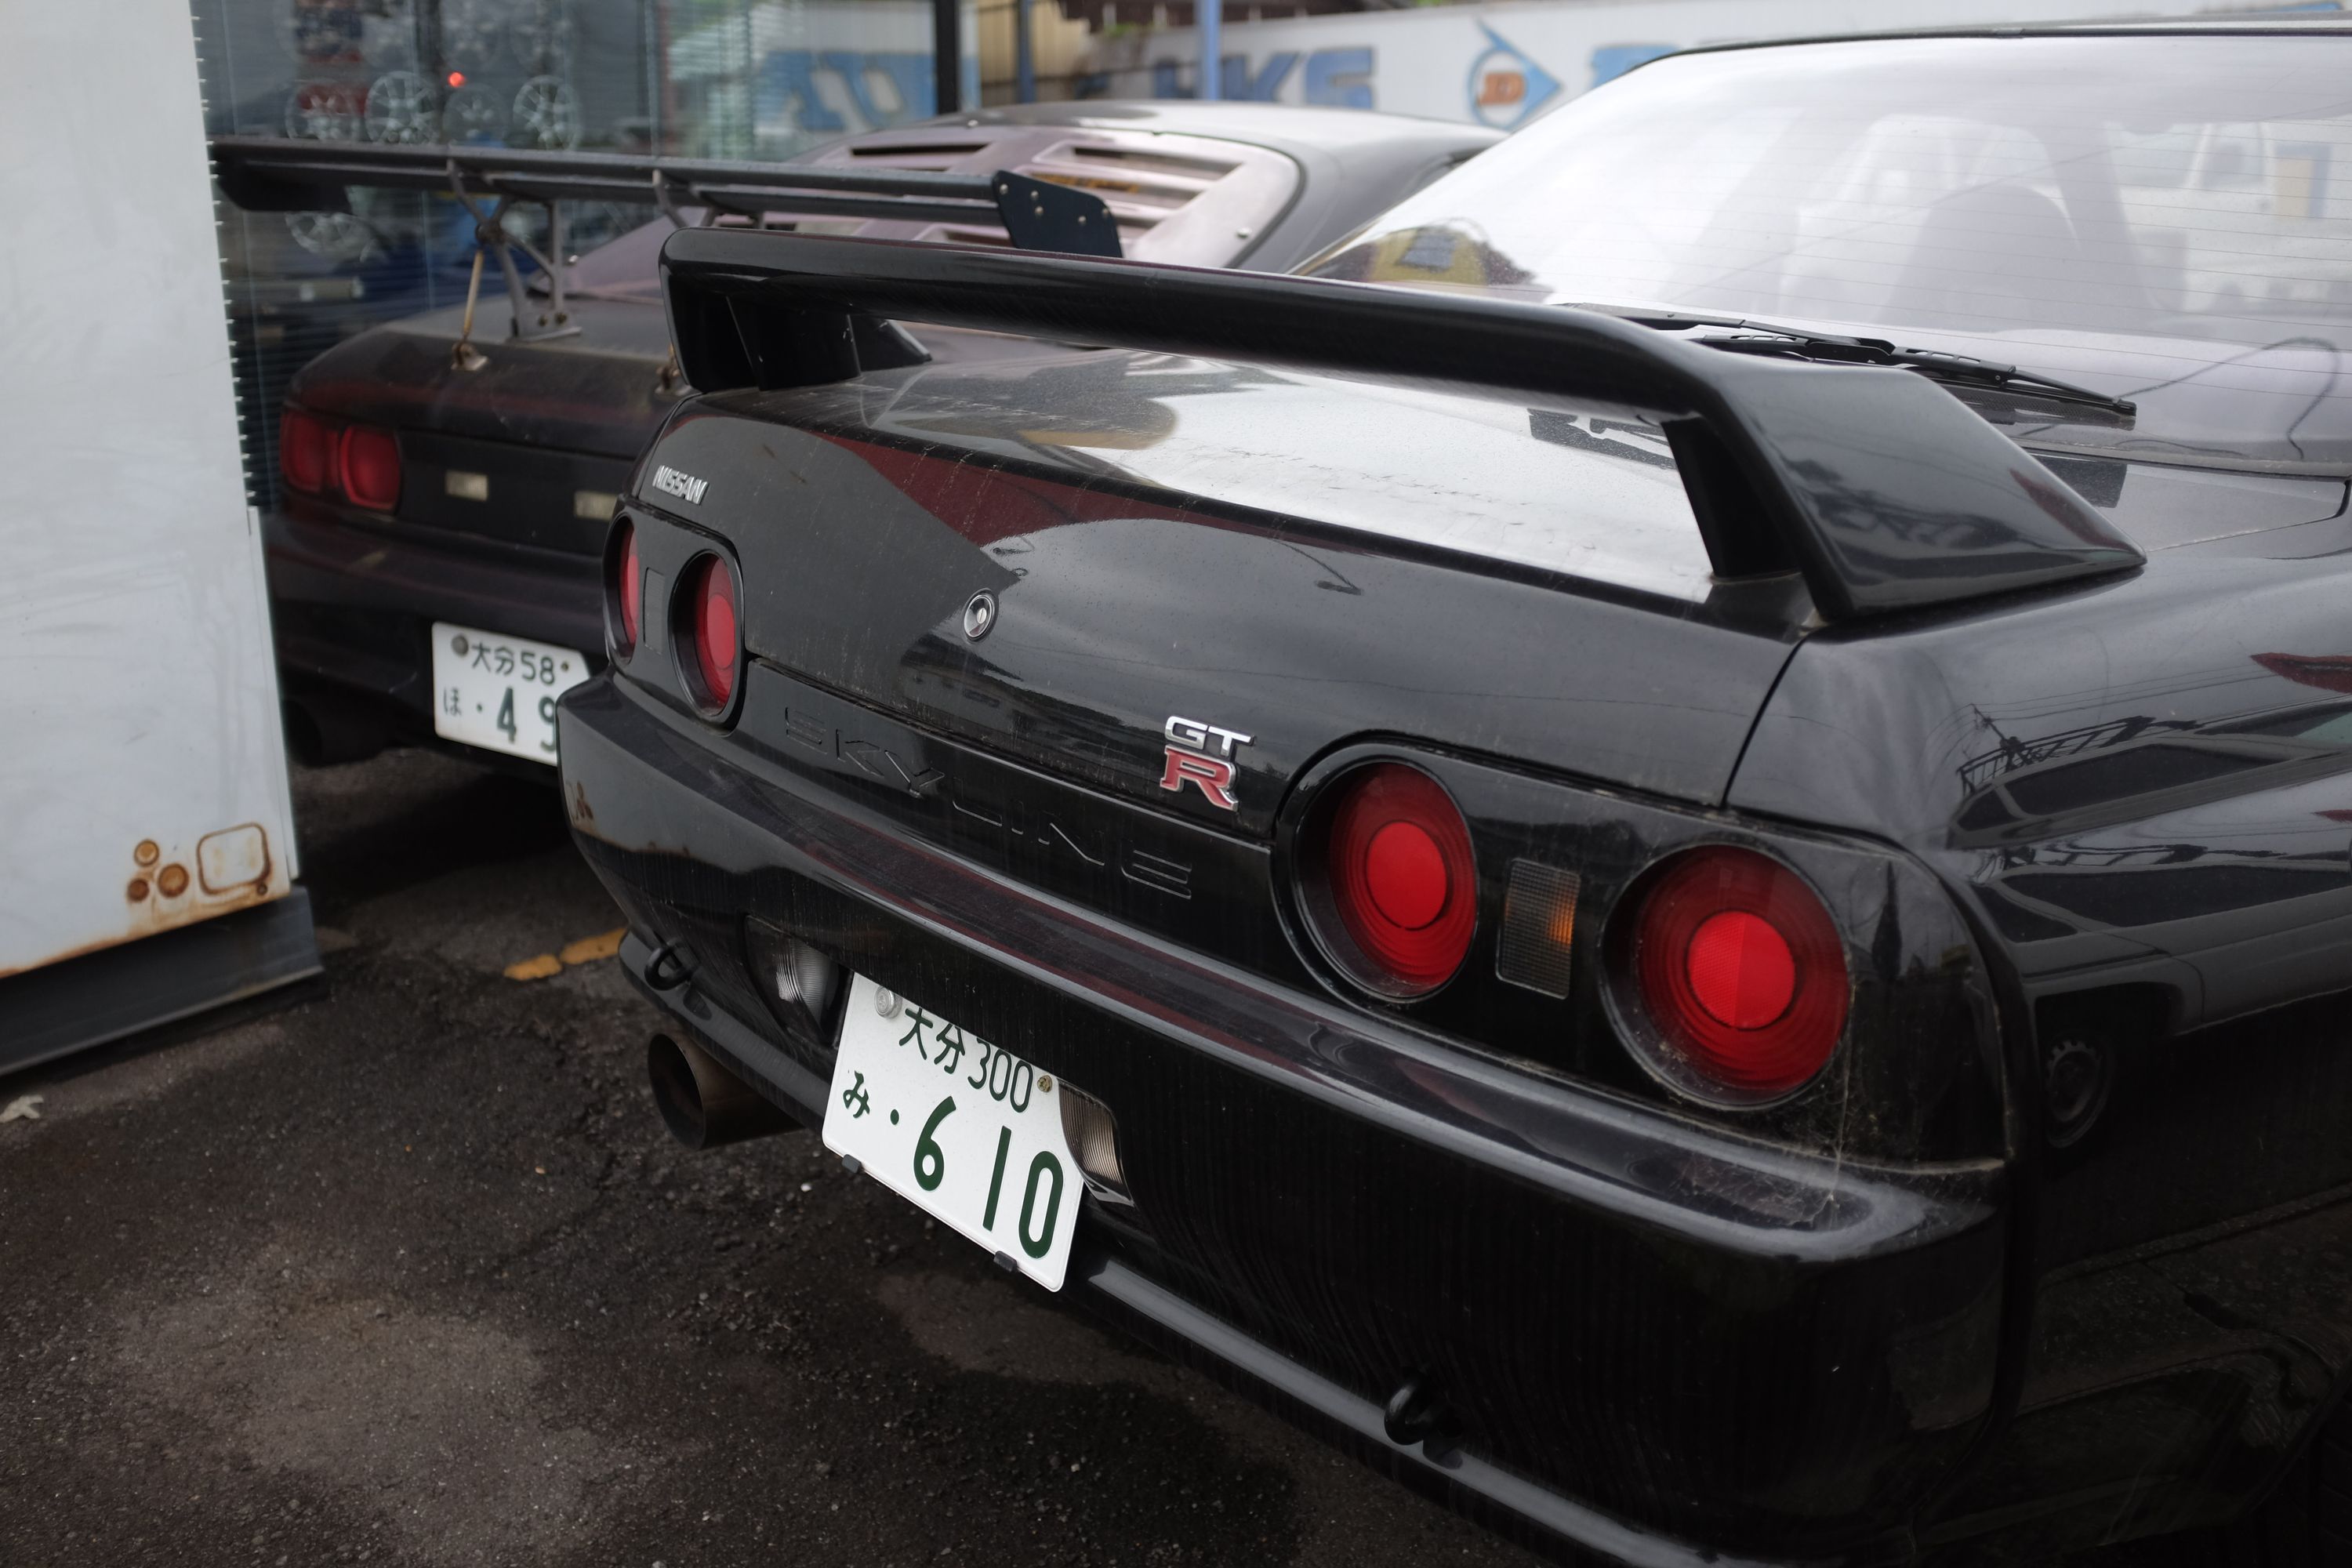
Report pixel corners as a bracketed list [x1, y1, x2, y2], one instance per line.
[659, 228, 2142, 623]
[208, 137, 1119, 253]
[207, 136, 1120, 349]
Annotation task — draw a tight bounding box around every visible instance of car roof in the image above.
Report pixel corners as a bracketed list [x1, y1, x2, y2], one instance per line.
[782, 101, 1501, 274]
[877, 99, 1500, 157]
[1663, 13, 2352, 62]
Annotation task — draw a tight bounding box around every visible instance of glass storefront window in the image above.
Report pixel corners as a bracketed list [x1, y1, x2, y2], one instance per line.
[193, 0, 975, 504]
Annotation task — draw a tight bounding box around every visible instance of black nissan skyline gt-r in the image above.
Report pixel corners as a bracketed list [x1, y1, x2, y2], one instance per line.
[559, 22, 2352, 1567]
[210, 102, 1498, 774]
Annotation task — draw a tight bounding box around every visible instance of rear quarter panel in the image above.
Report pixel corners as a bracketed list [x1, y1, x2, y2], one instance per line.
[1732, 554, 2352, 1552]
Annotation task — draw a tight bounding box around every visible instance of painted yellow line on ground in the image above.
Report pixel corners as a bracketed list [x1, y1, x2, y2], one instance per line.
[558, 927, 626, 965]
[504, 927, 627, 982]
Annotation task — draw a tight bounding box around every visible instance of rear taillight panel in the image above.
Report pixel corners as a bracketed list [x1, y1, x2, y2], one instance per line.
[1276, 742, 2001, 1158]
[604, 517, 641, 659]
[603, 503, 753, 728]
[676, 551, 742, 718]
[1299, 761, 1479, 999]
[1615, 845, 1850, 1105]
[279, 408, 334, 494]
[337, 424, 401, 511]
[278, 405, 401, 512]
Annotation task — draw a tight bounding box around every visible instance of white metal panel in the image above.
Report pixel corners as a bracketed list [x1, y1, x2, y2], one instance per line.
[0, 0, 299, 977]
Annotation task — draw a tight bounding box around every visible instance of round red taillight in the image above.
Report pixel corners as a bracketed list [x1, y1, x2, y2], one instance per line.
[1625, 846, 1847, 1102]
[610, 521, 641, 655]
[280, 408, 333, 494]
[681, 554, 740, 713]
[338, 424, 401, 512]
[1310, 763, 1477, 997]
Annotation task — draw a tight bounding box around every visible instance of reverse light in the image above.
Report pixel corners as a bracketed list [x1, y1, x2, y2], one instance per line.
[608, 518, 641, 655]
[1058, 1081, 1132, 1206]
[337, 423, 402, 511]
[679, 552, 741, 713]
[742, 917, 840, 1053]
[280, 408, 334, 494]
[1624, 846, 1848, 1102]
[1306, 762, 1478, 998]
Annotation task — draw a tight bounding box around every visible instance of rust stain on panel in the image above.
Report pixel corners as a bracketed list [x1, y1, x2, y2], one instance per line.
[0, 825, 294, 981]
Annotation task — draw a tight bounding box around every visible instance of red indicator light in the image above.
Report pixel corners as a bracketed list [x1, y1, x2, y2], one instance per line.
[611, 520, 641, 653]
[683, 554, 741, 713]
[1628, 846, 1847, 1100]
[1685, 909, 1795, 1029]
[447, 71, 466, 87]
[337, 424, 401, 512]
[279, 408, 333, 494]
[1365, 820, 1448, 930]
[1316, 763, 1477, 996]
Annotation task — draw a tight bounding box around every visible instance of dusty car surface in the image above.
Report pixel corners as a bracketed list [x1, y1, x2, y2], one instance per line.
[216, 103, 1497, 773]
[560, 22, 2352, 1566]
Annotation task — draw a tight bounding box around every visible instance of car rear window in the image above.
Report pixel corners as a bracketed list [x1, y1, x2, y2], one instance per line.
[1308, 36, 2352, 463]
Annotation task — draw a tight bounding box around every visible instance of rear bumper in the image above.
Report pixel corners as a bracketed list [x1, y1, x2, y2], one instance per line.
[558, 671, 2011, 1564]
[263, 504, 604, 743]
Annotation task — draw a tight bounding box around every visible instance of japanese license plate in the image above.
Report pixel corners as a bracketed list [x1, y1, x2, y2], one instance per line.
[822, 975, 1084, 1290]
[430, 622, 591, 764]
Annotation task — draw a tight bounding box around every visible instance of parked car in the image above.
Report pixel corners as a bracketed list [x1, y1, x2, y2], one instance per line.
[561, 20, 2352, 1566]
[209, 103, 1498, 773]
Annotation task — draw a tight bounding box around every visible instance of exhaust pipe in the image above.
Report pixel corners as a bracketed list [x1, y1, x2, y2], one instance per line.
[648, 1033, 794, 1149]
[281, 693, 387, 768]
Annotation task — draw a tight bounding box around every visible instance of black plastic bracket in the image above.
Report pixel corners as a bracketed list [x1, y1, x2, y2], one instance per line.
[991, 171, 1122, 258]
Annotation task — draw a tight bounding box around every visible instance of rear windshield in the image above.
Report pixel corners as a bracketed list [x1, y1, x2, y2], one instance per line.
[1308, 35, 2352, 463]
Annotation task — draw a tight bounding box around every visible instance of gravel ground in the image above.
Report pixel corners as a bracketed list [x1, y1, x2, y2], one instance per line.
[0, 748, 1544, 1568]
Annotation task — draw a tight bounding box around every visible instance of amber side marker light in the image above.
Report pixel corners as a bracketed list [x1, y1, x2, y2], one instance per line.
[1307, 762, 1478, 998]
[1624, 845, 1848, 1102]
[678, 553, 741, 715]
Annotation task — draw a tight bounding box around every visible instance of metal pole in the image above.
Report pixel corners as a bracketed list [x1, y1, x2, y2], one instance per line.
[1197, 0, 1221, 100]
[934, 0, 962, 114]
[1015, 0, 1037, 103]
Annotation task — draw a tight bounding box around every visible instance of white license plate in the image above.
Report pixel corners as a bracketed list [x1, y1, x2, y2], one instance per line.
[823, 975, 1084, 1290]
[430, 622, 591, 764]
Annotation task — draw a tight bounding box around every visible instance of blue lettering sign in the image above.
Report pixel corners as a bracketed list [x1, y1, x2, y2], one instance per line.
[1589, 43, 1675, 87]
[1302, 47, 1373, 109]
[1222, 50, 1298, 101]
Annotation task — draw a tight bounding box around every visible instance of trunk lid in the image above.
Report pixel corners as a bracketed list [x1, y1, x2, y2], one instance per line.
[289, 296, 673, 554]
[641, 347, 1805, 833]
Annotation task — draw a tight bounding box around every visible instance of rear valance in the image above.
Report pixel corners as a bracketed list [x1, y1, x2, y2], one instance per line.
[659, 229, 2143, 623]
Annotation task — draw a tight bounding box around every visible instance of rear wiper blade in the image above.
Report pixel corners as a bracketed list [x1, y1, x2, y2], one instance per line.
[1566, 303, 2136, 418]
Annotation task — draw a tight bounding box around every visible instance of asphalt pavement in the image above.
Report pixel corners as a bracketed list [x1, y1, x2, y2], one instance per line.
[0, 748, 1546, 1568]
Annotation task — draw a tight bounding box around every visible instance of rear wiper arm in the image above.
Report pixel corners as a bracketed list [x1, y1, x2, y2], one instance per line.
[1566, 304, 2136, 418]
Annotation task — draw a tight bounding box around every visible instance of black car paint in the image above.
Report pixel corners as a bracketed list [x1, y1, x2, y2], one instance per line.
[557, 251, 2352, 1563]
[561, 666, 2010, 1563]
[638, 392, 1794, 820]
[656, 230, 2144, 622]
[1737, 564, 2352, 1554]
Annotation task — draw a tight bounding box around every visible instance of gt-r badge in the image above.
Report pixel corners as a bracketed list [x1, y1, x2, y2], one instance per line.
[650, 463, 709, 505]
[1160, 715, 1252, 811]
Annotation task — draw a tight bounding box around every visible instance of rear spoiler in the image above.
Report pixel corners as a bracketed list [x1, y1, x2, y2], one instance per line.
[207, 136, 1119, 350]
[659, 229, 2142, 623]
